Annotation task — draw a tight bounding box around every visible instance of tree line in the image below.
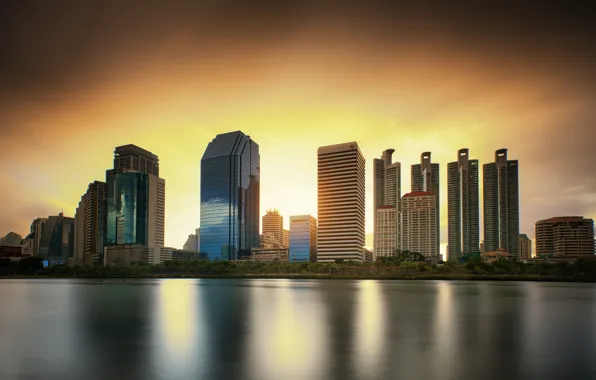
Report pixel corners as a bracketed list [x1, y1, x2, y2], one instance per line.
[2, 254, 596, 281]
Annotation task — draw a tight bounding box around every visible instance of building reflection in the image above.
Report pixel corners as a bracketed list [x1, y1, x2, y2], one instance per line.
[353, 280, 386, 379]
[245, 279, 327, 380]
[150, 279, 204, 379]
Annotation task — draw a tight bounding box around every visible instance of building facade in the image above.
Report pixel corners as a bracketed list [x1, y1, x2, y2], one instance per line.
[200, 131, 260, 260]
[283, 229, 289, 248]
[518, 234, 532, 261]
[447, 148, 480, 260]
[535, 216, 595, 257]
[401, 192, 438, 258]
[28, 218, 47, 256]
[37, 213, 74, 261]
[317, 142, 365, 262]
[289, 215, 317, 262]
[483, 149, 519, 257]
[262, 209, 283, 247]
[411, 152, 440, 256]
[105, 145, 165, 264]
[375, 206, 398, 258]
[373, 149, 401, 256]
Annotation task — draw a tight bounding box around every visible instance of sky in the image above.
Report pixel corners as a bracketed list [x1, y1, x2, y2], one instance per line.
[1, 1, 595, 252]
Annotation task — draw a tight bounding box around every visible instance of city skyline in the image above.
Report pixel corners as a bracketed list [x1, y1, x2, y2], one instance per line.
[2, 2, 596, 253]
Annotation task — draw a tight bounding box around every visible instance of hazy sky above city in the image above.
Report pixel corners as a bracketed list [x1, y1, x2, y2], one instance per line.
[1, 1, 595, 251]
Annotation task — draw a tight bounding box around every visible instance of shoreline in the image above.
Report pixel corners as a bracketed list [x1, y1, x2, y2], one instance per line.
[1, 274, 594, 282]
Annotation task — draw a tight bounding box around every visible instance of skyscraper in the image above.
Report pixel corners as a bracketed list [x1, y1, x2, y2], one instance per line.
[317, 142, 365, 262]
[401, 192, 438, 258]
[535, 217, 594, 257]
[200, 131, 260, 260]
[411, 152, 440, 256]
[37, 213, 74, 263]
[447, 148, 479, 260]
[28, 218, 47, 256]
[262, 209, 283, 247]
[289, 215, 317, 262]
[373, 149, 401, 256]
[375, 206, 398, 257]
[483, 149, 519, 257]
[105, 145, 165, 254]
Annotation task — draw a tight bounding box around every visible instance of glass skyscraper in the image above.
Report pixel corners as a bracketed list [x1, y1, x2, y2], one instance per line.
[105, 172, 149, 246]
[289, 215, 317, 262]
[200, 131, 260, 260]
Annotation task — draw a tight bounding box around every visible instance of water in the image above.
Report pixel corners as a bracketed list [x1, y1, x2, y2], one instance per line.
[0, 279, 595, 380]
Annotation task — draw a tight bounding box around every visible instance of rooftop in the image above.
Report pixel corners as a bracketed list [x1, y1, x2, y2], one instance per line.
[114, 144, 159, 160]
[403, 191, 435, 198]
[537, 216, 591, 224]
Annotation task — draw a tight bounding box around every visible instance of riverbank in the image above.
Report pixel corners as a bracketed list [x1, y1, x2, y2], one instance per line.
[2, 273, 594, 282]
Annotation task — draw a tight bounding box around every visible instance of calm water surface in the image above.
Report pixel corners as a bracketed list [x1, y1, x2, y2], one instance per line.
[1, 279, 595, 380]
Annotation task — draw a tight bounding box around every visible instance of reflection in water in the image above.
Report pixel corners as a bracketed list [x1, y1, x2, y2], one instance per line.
[432, 281, 455, 378]
[151, 279, 201, 379]
[247, 279, 327, 380]
[353, 280, 385, 379]
[1, 279, 596, 380]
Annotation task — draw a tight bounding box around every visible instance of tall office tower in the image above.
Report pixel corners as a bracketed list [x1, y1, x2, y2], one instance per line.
[317, 142, 365, 262]
[106, 145, 165, 251]
[375, 206, 398, 257]
[283, 229, 289, 248]
[289, 215, 317, 262]
[373, 149, 402, 256]
[535, 217, 595, 257]
[262, 209, 283, 247]
[37, 213, 74, 263]
[73, 199, 85, 265]
[518, 234, 532, 261]
[28, 218, 47, 256]
[200, 131, 260, 260]
[411, 152, 440, 256]
[183, 228, 200, 251]
[401, 192, 438, 258]
[447, 149, 480, 261]
[483, 149, 519, 257]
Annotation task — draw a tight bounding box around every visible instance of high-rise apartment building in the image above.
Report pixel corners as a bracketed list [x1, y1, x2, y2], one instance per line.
[317, 142, 365, 262]
[82, 181, 108, 265]
[283, 229, 289, 248]
[373, 149, 401, 256]
[518, 234, 532, 261]
[200, 131, 260, 260]
[262, 209, 283, 247]
[105, 145, 165, 261]
[375, 206, 398, 257]
[411, 152, 440, 256]
[447, 149, 479, 260]
[535, 217, 595, 257]
[402, 192, 438, 258]
[289, 215, 317, 262]
[483, 149, 519, 257]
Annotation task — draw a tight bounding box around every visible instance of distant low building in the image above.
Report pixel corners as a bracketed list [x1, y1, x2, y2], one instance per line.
[0, 245, 32, 261]
[246, 247, 289, 262]
[481, 249, 513, 264]
[104, 245, 174, 266]
[0, 232, 24, 246]
[171, 249, 207, 261]
[363, 247, 374, 262]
